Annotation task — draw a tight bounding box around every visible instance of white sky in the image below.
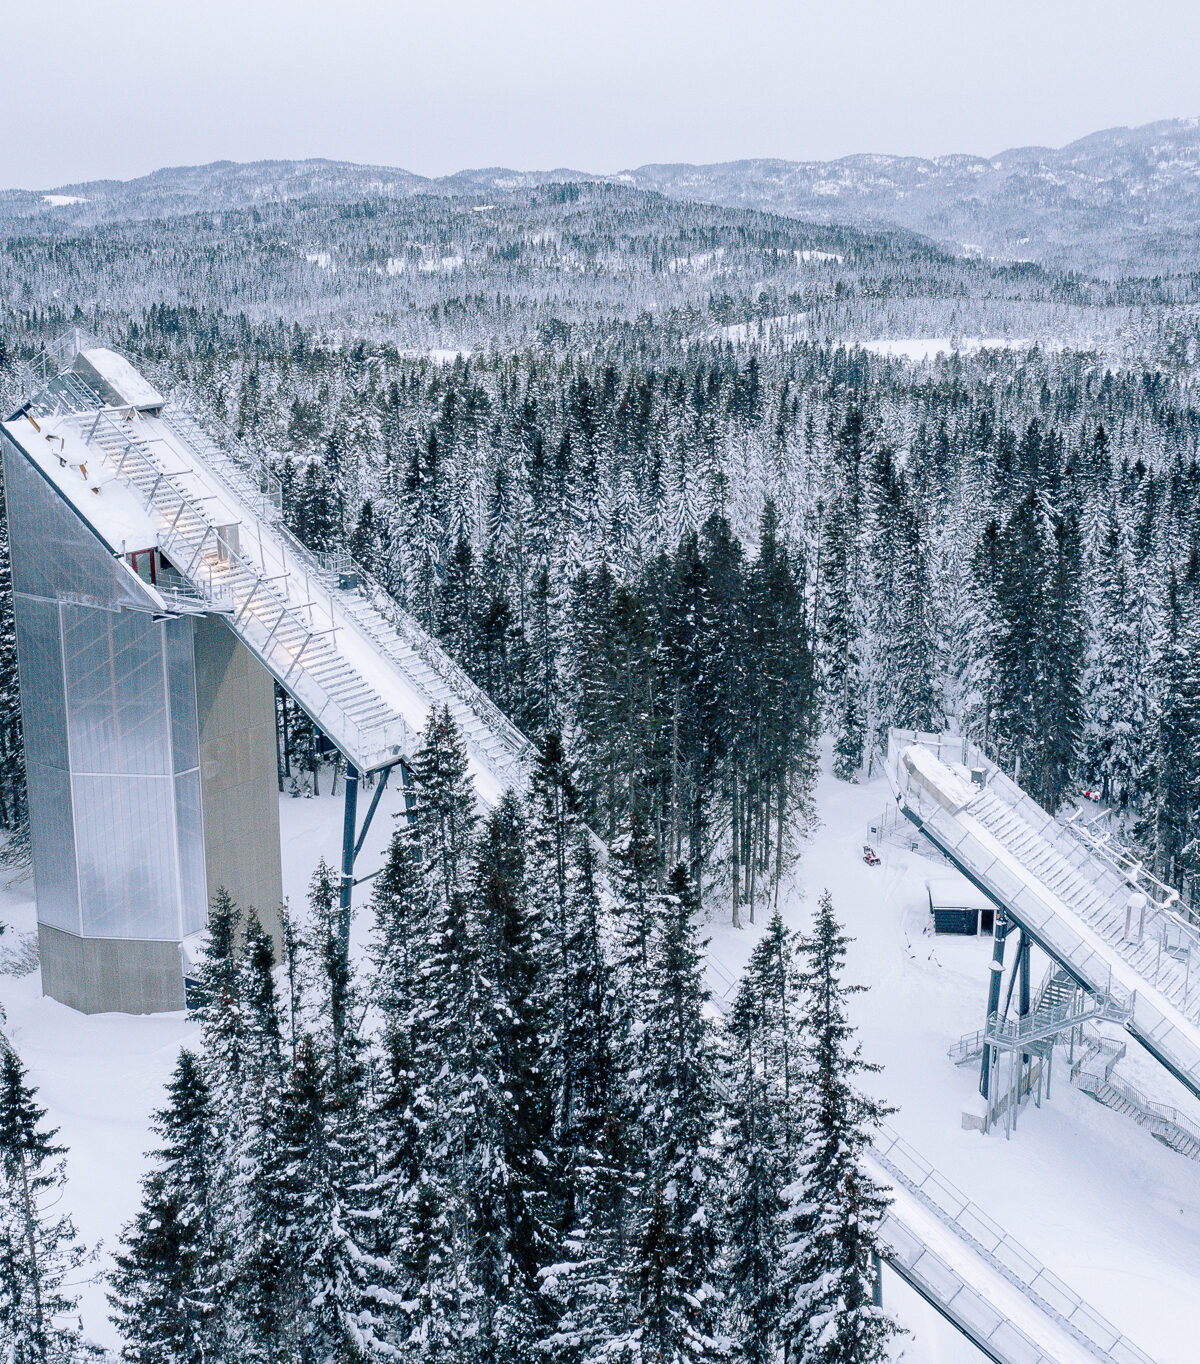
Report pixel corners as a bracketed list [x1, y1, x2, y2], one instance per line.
[6, 0, 1200, 189]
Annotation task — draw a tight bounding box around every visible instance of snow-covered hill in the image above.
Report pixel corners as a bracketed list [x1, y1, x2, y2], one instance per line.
[12, 115, 1200, 276]
[623, 117, 1200, 277]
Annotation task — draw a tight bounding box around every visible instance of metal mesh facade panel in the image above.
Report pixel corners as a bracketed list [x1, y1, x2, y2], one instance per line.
[5, 446, 213, 946]
[72, 772, 179, 939]
[165, 617, 200, 773]
[62, 605, 171, 777]
[173, 770, 206, 936]
[12, 594, 67, 770]
[25, 761, 79, 934]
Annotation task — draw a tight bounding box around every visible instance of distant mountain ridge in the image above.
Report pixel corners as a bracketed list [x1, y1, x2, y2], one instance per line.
[11, 116, 1200, 276]
[620, 118, 1200, 276]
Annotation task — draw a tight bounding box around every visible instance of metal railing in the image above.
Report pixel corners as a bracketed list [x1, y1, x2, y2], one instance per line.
[892, 743, 1200, 1101]
[165, 405, 534, 791]
[55, 406, 414, 773]
[872, 1123, 1155, 1364]
[986, 987, 1132, 1050]
[1073, 1053, 1200, 1160]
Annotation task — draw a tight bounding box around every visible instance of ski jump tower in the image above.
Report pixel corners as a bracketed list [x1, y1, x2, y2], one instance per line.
[2, 333, 530, 1013]
[886, 728, 1200, 1118]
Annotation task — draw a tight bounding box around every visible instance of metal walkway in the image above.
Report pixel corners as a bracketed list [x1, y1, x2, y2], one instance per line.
[888, 730, 1200, 1103]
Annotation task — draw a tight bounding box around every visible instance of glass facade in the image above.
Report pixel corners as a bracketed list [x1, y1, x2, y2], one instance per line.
[2, 432, 208, 944]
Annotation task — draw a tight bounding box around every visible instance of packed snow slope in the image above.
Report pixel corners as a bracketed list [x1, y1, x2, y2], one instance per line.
[0, 748, 1197, 1359]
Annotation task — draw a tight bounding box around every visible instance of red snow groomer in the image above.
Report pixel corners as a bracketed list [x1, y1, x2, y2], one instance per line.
[862, 844, 881, 867]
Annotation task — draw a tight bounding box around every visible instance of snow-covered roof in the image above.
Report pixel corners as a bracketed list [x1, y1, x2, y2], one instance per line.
[902, 743, 977, 813]
[925, 875, 994, 911]
[1, 412, 160, 554]
[73, 348, 165, 412]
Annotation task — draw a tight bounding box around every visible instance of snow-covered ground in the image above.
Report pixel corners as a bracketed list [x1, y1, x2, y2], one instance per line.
[707, 750, 1200, 1362]
[1, 749, 1198, 1359]
[0, 768, 409, 1356]
[858, 337, 1066, 362]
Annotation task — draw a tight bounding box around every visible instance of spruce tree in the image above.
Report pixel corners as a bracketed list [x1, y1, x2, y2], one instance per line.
[0, 1050, 89, 1363]
[619, 865, 721, 1362]
[109, 1051, 222, 1364]
[780, 892, 897, 1364]
[719, 911, 804, 1364]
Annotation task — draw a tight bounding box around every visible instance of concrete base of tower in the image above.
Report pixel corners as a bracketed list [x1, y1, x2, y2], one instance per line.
[37, 924, 186, 1014]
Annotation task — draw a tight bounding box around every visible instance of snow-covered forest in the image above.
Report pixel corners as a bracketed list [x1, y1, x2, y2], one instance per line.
[2, 158, 1200, 1360]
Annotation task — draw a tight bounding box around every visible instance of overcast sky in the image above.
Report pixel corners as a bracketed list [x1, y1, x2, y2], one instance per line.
[7, 0, 1200, 189]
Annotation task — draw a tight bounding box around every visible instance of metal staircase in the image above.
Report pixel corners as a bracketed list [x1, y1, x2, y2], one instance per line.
[16, 348, 533, 795]
[161, 406, 532, 790]
[889, 730, 1200, 1103]
[950, 967, 1200, 1160]
[1070, 1032, 1200, 1162]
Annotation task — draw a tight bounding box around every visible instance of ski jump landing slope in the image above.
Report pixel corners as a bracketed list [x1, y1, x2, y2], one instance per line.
[4, 343, 532, 805]
[869, 1125, 1154, 1364]
[888, 732, 1200, 1103]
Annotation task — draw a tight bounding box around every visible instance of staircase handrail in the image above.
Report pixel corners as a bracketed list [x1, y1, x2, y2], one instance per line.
[57, 408, 413, 772]
[164, 404, 535, 788]
[985, 988, 1132, 1048]
[1094, 1072, 1200, 1153]
[1062, 810, 1195, 927]
[948, 1029, 986, 1065]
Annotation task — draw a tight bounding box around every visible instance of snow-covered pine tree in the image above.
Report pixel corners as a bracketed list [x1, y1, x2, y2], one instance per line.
[1151, 565, 1200, 895]
[1083, 501, 1149, 812]
[523, 731, 583, 1146]
[745, 500, 816, 914]
[439, 531, 480, 676]
[954, 520, 1000, 751]
[618, 864, 722, 1363]
[1040, 508, 1085, 813]
[192, 888, 244, 1087]
[109, 1050, 223, 1364]
[411, 706, 479, 916]
[780, 891, 897, 1364]
[404, 706, 491, 1352]
[989, 489, 1083, 810]
[719, 910, 805, 1364]
[820, 491, 865, 783]
[0, 1049, 90, 1363]
[466, 791, 550, 1358]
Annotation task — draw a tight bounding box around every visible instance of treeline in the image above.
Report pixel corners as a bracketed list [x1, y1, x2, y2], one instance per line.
[7, 315, 1200, 904]
[2, 171, 1161, 363]
[262, 340, 1200, 897]
[27, 708, 896, 1364]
